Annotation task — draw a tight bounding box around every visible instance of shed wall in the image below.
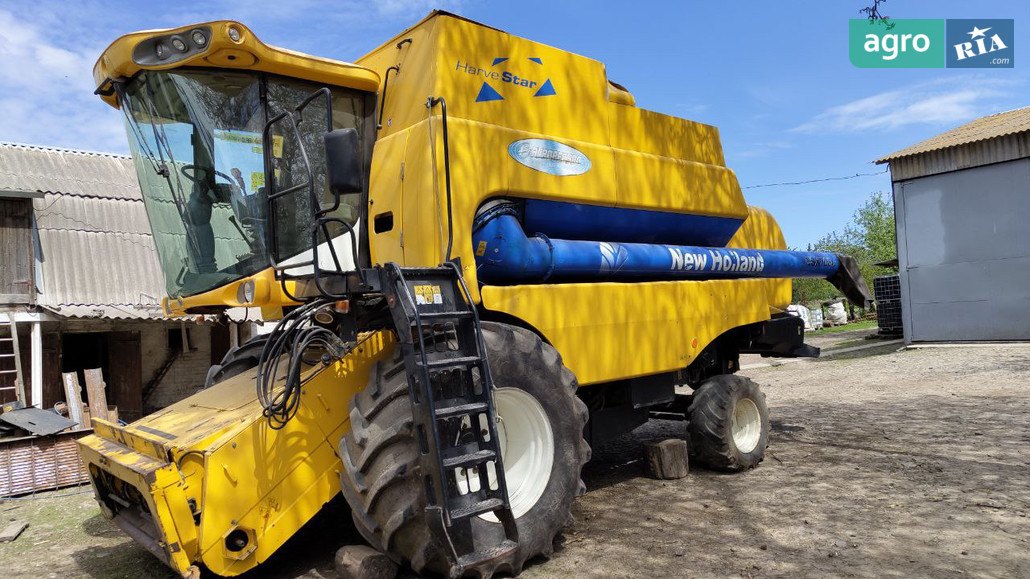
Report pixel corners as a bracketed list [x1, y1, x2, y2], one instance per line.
[894, 157, 1030, 341]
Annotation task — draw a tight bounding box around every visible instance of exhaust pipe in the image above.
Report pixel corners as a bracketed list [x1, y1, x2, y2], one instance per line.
[472, 201, 872, 307]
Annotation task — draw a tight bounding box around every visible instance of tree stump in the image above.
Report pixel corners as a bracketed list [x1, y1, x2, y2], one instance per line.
[335, 545, 398, 579]
[643, 439, 689, 479]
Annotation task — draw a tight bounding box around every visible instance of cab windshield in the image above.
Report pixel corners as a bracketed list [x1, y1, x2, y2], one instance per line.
[119, 69, 366, 298]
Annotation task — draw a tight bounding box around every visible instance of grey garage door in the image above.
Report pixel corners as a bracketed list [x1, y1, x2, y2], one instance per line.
[895, 157, 1030, 341]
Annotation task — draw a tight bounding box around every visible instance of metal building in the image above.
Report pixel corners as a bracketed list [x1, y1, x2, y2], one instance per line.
[877, 107, 1030, 342]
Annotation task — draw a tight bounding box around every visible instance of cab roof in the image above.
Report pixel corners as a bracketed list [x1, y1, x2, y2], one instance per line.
[93, 20, 380, 108]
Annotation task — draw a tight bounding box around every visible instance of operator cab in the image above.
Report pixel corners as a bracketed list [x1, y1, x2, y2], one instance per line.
[93, 22, 379, 307]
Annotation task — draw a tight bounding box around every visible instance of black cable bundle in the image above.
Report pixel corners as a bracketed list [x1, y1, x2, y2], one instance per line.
[256, 298, 348, 429]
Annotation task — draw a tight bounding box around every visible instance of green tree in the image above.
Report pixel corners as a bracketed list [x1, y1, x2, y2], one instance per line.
[791, 192, 897, 305]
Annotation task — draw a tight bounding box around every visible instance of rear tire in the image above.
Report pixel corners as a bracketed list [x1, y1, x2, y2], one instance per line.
[687, 374, 769, 471]
[338, 322, 590, 577]
[204, 333, 269, 388]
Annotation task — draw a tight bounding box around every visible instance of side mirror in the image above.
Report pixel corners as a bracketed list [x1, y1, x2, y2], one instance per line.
[324, 128, 363, 196]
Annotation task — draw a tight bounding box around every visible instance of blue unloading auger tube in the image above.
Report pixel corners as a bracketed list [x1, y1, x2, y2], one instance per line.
[472, 201, 873, 307]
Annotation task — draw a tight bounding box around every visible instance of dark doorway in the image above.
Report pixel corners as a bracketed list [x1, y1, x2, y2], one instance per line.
[61, 332, 109, 376]
[60, 331, 143, 423]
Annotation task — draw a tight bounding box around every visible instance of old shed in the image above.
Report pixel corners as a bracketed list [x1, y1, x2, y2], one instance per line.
[0, 143, 249, 423]
[877, 107, 1030, 342]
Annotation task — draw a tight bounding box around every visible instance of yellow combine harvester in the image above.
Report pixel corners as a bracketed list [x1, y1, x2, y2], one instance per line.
[80, 11, 870, 578]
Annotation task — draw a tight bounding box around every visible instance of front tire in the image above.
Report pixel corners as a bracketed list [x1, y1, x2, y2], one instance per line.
[687, 374, 770, 471]
[338, 322, 590, 577]
[204, 333, 269, 388]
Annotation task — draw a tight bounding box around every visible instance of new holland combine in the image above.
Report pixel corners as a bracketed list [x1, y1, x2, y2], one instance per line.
[79, 11, 870, 578]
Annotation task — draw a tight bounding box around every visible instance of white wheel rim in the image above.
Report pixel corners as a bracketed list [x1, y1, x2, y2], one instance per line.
[731, 398, 762, 454]
[454, 387, 554, 522]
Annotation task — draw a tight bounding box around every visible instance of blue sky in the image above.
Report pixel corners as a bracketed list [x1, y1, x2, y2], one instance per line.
[0, 0, 1025, 247]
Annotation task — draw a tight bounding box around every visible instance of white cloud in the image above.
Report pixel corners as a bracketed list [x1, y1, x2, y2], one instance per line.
[734, 140, 793, 159]
[0, 8, 126, 153]
[674, 101, 708, 118]
[791, 77, 1019, 134]
[0, 1, 476, 153]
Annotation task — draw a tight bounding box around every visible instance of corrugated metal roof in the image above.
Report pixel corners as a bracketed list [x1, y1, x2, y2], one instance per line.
[35, 229, 166, 318]
[877, 106, 1030, 163]
[0, 143, 167, 320]
[34, 193, 152, 235]
[0, 143, 140, 200]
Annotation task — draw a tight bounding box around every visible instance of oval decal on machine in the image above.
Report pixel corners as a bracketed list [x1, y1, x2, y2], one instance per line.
[508, 139, 591, 176]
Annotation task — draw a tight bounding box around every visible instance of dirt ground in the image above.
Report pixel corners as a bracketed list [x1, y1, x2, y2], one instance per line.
[2, 329, 1029, 578]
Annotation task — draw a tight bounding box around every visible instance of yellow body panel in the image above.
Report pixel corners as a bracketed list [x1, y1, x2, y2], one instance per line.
[160, 268, 300, 317]
[77, 331, 395, 577]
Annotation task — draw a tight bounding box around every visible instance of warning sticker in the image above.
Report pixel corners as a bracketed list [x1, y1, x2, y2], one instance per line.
[413, 284, 443, 306]
[475, 240, 488, 256]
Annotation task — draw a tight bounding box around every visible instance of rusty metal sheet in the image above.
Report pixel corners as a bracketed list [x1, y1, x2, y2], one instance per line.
[0, 430, 90, 496]
[0, 407, 77, 435]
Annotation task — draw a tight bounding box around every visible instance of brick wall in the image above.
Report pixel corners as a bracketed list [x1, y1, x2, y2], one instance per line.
[143, 324, 214, 412]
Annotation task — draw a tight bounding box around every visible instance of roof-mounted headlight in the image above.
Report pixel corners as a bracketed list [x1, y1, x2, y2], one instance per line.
[131, 25, 212, 66]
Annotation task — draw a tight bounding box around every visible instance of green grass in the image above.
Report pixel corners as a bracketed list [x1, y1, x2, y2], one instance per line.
[807, 319, 877, 335]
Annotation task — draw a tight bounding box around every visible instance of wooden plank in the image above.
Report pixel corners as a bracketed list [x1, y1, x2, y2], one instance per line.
[82, 369, 109, 422]
[61, 372, 84, 428]
[0, 521, 28, 542]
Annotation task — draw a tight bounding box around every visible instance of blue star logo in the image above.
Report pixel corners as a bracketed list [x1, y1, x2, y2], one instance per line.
[475, 57, 556, 102]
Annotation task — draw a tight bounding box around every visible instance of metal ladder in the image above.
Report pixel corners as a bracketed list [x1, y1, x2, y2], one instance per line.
[382, 263, 518, 573]
[0, 318, 25, 405]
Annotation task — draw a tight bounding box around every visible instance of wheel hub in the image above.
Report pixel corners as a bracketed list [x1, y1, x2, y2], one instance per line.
[731, 397, 762, 453]
[455, 387, 554, 522]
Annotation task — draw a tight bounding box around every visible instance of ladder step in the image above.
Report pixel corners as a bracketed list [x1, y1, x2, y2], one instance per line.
[0, 354, 15, 358]
[449, 497, 505, 520]
[417, 311, 474, 320]
[435, 401, 488, 419]
[455, 539, 519, 571]
[443, 449, 496, 470]
[0, 369, 17, 375]
[0, 338, 13, 342]
[422, 355, 481, 369]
